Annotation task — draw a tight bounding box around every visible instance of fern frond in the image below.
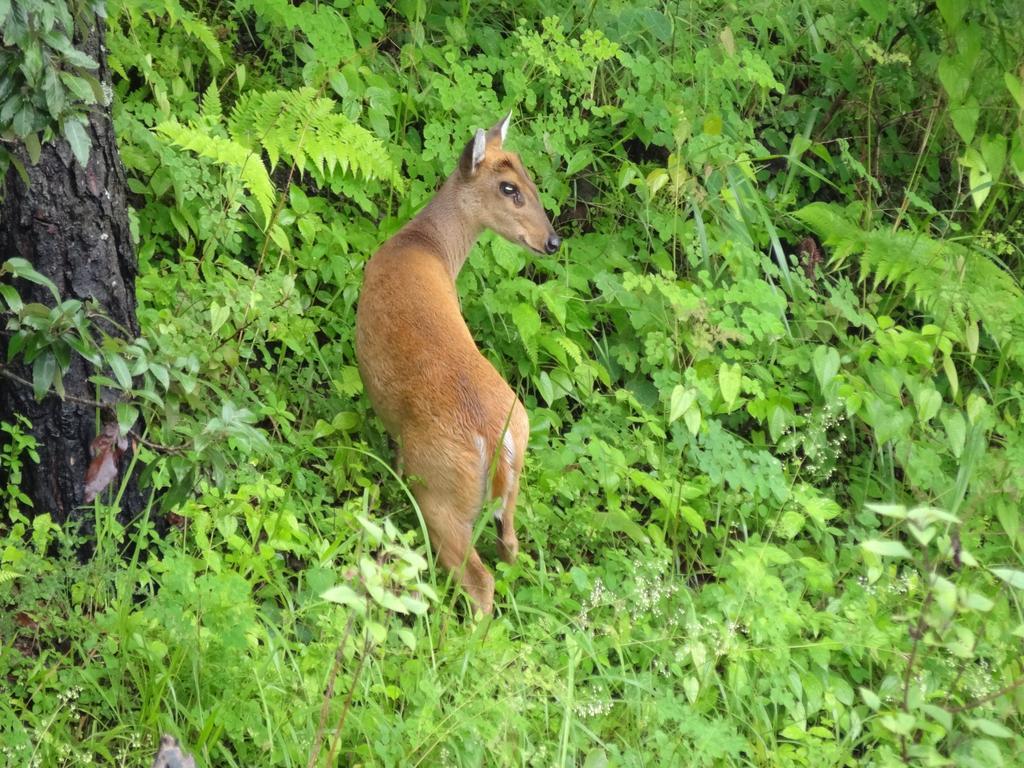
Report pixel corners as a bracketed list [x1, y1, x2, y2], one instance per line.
[797, 203, 1024, 368]
[200, 81, 222, 124]
[227, 87, 400, 186]
[0, 569, 22, 586]
[156, 120, 275, 226]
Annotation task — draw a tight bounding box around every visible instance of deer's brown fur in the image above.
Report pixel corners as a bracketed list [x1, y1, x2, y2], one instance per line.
[355, 116, 560, 614]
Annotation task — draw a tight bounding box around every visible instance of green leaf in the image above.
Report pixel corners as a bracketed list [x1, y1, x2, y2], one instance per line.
[32, 353, 56, 399]
[812, 345, 840, 390]
[966, 717, 1015, 739]
[209, 302, 230, 335]
[914, 387, 941, 423]
[938, 57, 970, 103]
[857, 0, 888, 23]
[991, 568, 1024, 590]
[4, 258, 59, 301]
[936, 0, 968, 32]
[321, 584, 363, 608]
[941, 410, 966, 458]
[108, 355, 132, 389]
[859, 687, 881, 710]
[980, 134, 1007, 182]
[1005, 72, 1024, 109]
[115, 403, 139, 435]
[511, 303, 541, 361]
[63, 118, 91, 168]
[950, 97, 979, 145]
[943, 353, 959, 398]
[862, 539, 912, 558]
[718, 362, 741, 408]
[668, 385, 696, 425]
[0, 284, 23, 312]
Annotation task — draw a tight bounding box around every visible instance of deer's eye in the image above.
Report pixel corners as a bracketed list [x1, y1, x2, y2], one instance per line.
[499, 182, 518, 196]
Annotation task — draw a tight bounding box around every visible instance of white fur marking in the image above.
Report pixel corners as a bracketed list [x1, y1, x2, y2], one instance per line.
[493, 430, 517, 523]
[474, 434, 490, 513]
[502, 429, 516, 467]
[471, 129, 486, 172]
[498, 111, 511, 143]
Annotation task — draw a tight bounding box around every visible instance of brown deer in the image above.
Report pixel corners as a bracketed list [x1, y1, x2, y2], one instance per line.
[355, 115, 561, 614]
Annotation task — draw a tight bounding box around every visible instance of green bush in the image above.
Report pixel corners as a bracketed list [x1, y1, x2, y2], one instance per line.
[2, 0, 1023, 765]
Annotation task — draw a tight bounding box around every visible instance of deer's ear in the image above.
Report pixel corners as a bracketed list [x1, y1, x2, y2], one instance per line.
[459, 128, 487, 176]
[487, 111, 512, 147]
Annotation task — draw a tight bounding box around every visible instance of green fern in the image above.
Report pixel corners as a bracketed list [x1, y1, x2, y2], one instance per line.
[156, 120, 276, 226]
[156, 87, 399, 228]
[227, 87, 399, 186]
[796, 203, 1024, 368]
[0, 569, 22, 587]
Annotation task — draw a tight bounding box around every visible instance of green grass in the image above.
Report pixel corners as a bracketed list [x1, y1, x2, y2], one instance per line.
[2, 0, 1024, 765]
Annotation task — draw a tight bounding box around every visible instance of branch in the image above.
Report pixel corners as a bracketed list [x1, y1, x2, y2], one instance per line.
[946, 676, 1024, 714]
[0, 364, 187, 454]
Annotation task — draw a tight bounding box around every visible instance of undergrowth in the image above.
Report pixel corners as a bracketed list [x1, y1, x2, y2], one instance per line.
[2, 0, 1023, 766]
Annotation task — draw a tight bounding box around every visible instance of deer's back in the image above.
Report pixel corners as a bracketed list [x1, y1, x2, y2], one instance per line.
[355, 239, 515, 444]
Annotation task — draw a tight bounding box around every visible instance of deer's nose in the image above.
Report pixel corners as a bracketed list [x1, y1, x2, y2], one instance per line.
[544, 234, 562, 254]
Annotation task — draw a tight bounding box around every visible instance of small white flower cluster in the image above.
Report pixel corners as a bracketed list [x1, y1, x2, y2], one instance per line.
[574, 690, 614, 718]
[783, 401, 848, 483]
[58, 685, 83, 708]
[115, 732, 145, 765]
[576, 577, 620, 630]
[628, 559, 681, 623]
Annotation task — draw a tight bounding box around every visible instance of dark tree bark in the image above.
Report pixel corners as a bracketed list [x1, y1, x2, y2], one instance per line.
[0, 19, 145, 528]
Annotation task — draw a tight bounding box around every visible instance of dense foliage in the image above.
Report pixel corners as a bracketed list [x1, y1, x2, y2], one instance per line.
[2, 0, 1024, 765]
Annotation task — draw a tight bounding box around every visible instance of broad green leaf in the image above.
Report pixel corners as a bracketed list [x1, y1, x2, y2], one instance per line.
[914, 387, 941, 423]
[1006, 71, 1024, 109]
[115, 403, 139, 435]
[980, 134, 1007, 182]
[936, 0, 967, 31]
[668, 385, 696, 425]
[932, 575, 956, 617]
[859, 687, 881, 710]
[63, 118, 91, 168]
[683, 405, 701, 436]
[942, 353, 959, 398]
[862, 539, 911, 558]
[966, 717, 1015, 739]
[950, 97, 979, 145]
[32, 353, 56, 399]
[961, 147, 992, 208]
[812, 345, 840, 390]
[109, 355, 132, 390]
[941, 410, 966, 457]
[209, 302, 230, 334]
[396, 628, 416, 651]
[938, 57, 970, 103]
[961, 591, 993, 612]
[0, 284, 23, 312]
[718, 362, 741, 407]
[857, 0, 888, 23]
[991, 568, 1024, 590]
[866, 503, 908, 519]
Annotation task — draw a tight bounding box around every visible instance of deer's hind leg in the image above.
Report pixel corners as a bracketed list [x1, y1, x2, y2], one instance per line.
[492, 400, 528, 565]
[404, 435, 496, 614]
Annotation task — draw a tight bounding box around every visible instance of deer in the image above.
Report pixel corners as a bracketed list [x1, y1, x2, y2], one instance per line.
[355, 114, 561, 615]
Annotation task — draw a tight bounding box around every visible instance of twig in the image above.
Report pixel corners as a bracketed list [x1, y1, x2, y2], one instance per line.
[946, 676, 1024, 714]
[0, 364, 187, 454]
[307, 613, 356, 768]
[0, 366, 100, 409]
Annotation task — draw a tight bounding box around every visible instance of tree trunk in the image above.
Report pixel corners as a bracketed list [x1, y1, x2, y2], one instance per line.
[0, 18, 145, 528]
